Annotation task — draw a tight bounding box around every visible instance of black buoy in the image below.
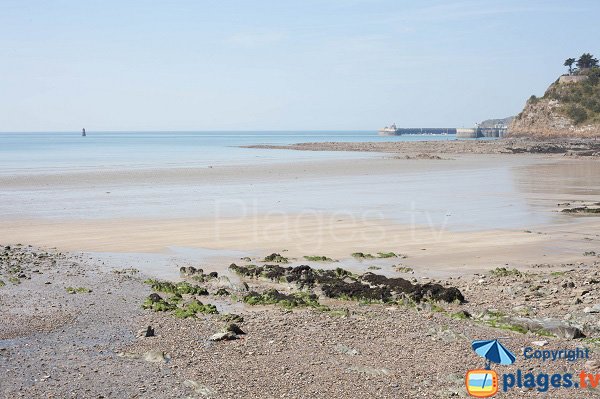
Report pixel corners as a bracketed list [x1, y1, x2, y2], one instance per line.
[82, 128, 86, 137]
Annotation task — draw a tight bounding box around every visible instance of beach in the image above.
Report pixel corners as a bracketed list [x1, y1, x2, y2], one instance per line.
[2, 135, 600, 398]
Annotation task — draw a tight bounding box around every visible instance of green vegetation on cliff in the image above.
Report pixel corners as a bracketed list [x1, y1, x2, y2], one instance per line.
[544, 67, 600, 125]
[512, 53, 600, 135]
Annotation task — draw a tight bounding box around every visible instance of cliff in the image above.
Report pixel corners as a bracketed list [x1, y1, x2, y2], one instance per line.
[508, 68, 600, 138]
[479, 116, 514, 128]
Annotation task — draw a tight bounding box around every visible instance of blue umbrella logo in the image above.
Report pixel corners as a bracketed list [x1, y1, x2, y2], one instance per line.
[472, 339, 516, 369]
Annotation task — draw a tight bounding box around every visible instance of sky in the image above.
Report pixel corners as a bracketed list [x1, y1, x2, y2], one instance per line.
[1, 0, 599, 131]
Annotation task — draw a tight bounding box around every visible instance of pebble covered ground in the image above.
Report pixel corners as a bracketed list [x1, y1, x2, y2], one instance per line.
[2, 245, 600, 398]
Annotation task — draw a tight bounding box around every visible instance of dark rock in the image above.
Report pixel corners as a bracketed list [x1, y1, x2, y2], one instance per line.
[209, 332, 238, 341]
[230, 263, 464, 304]
[225, 323, 246, 335]
[137, 326, 155, 338]
[148, 293, 163, 303]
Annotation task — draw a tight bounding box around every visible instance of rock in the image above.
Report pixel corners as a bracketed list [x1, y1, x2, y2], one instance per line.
[209, 332, 238, 341]
[585, 360, 600, 371]
[335, 343, 359, 356]
[231, 282, 250, 292]
[180, 266, 203, 276]
[512, 305, 533, 316]
[137, 326, 155, 338]
[584, 304, 600, 313]
[219, 313, 244, 323]
[508, 317, 584, 339]
[183, 380, 217, 397]
[143, 350, 168, 363]
[427, 326, 466, 343]
[147, 293, 163, 303]
[531, 340, 548, 347]
[225, 323, 245, 335]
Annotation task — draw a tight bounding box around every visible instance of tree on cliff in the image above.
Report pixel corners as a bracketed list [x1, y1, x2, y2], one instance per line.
[577, 53, 599, 70]
[564, 58, 576, 75]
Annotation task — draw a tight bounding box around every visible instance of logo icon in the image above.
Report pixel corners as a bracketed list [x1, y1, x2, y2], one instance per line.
[466, 339, 516, 397]
[465, 369, 498, 398]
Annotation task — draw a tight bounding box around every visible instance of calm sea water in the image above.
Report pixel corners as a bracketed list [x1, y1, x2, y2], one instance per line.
[0, 131, 456, 174]
[2, 130, 556, 232]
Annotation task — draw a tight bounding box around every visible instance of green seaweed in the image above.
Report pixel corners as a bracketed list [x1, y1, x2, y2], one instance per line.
[172, 300, 218, 318]
[351, 252, 375, 259]
[66, 286, 92, 294]
[142, 295, 176, 312]
[219, 313, 244, 323]
[263, 253, 289, 263]
[243, 289, 327, 310]
[377, 252, 398, 258]
[450, 310, 471, 320]
[489, 267, 523, 277]
[303, 255, 336, 262]
[144, 279, 208, 296]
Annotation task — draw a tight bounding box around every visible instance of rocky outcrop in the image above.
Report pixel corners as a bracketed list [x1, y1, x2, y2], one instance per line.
[509, 97, 600, 138]
[508, 69, 600, 139]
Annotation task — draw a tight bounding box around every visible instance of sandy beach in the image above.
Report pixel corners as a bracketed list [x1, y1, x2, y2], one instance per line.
[2, 140, 600, 398]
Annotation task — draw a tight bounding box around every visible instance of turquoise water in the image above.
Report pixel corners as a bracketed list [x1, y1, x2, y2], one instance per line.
[0, 131, 456, 174]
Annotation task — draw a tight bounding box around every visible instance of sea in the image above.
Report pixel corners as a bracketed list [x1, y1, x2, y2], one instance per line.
[0, 130, 457, 174]
[1, 131, 581, 232]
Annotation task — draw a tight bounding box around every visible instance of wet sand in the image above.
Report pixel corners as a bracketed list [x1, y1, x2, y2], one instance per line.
[1, 152, 600, 279]
[2, 214, 600, 280]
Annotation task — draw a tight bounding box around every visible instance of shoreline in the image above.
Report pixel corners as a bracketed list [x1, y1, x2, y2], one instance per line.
[242, 138, 600, 156]
[2, 213, 600, 277]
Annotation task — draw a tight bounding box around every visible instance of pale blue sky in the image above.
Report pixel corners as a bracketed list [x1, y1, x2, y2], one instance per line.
[1, 0, 598, 131]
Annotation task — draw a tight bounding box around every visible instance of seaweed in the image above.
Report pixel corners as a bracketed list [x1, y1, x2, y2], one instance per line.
[144, 279, 208, 295]
[351, 252, 375, 259]
[263, 253, 289, 263]
[66, 286, 92, 294]
[172, 299, 218, 318]
[243, 289, 326, 309]
[490, 267, 523, 277]
[377, 252, 398, 258]
[303, 255, 336, 262]
[230, 263, 464, 304]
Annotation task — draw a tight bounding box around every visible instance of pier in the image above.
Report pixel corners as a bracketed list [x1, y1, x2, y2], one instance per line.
[380, 125, 508, 138]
